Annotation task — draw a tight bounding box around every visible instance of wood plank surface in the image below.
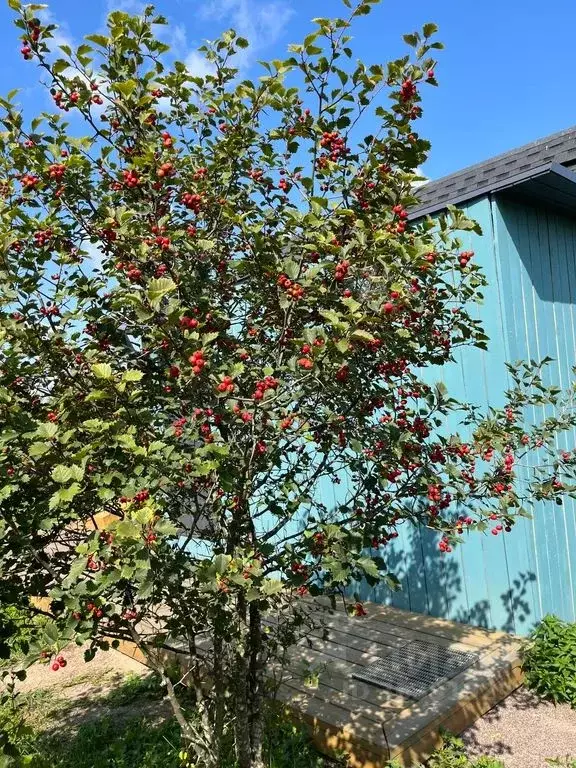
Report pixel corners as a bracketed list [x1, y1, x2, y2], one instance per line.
[115, 601, 522, 768]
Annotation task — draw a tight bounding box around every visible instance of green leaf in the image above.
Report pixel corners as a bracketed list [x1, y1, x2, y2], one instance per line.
[122, 369, 144, 382]
[82, 419, 106, 432]
[70, 465, 85, 481]
[147, 277, 176, 309]
[37, 423, 58, 439]
[319, 309, 345, 328]
[115, 79, 137, 98]
[261, 579, 284, 596]
[51, 465, 72, 484]
[29, 442, 50, 457]
[7, 0, 21, 9]
[422, 22, 438, 38]
[403, 33, 419, 47]
[67, 557, 87, 583]
[59, 483, 81, 502]
[357, 556, 380, 579]
[92, 363, 113, 379]
[43, 621, 59, 643]
[213, 554, 231, 574]
[85, 34, 109, 47]
[115, 520, 140, 538]
[351, 329, 376, 343]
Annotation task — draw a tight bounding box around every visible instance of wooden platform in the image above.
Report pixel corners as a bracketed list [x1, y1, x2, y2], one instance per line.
[117, 599, 523, 768]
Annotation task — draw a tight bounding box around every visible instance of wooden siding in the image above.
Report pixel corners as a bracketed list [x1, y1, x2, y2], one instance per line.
[352, 196, 576, 635]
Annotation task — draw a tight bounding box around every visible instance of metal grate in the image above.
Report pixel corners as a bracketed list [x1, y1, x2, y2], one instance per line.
[352, 639, 479, 700]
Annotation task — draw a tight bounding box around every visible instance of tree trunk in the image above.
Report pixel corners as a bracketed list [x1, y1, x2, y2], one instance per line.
[213, 623, 226, 766]
[234, 593, 253, 768]
[248, 601, 266, 768]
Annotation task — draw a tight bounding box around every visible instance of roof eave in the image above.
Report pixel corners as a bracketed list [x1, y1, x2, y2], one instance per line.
[409, 162, 576, 221]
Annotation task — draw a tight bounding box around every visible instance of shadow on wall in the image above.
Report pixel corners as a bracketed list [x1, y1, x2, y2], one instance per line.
[352, 523, 537, 634]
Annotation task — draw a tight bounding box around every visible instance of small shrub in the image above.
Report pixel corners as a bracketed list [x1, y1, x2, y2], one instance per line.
[385, 733, 504, 768]
[522, 615, 576, 706]
[427, 734, 504, 768]
[0, 605, 33, 665]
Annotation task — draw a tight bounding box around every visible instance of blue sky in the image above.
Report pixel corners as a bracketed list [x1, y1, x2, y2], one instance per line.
[0, 0, 574, 181]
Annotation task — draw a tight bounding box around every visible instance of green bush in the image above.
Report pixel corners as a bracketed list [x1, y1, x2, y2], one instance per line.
[426, 734, 504, 768]
[386, 734, 504, 768]
[522, 615, 576, 706]
[0, 605, 32, 664]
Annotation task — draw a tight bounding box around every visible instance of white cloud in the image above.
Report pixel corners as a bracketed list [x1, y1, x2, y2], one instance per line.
[166, 23, 188, 58]
[190, 0, 294, 76]
[412, 166, 430, 188]
[184, 50, 216, 79]
[38, 7, 75, 53]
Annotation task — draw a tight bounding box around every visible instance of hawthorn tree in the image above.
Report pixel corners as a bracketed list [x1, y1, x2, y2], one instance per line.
[2, 1, 576, 766]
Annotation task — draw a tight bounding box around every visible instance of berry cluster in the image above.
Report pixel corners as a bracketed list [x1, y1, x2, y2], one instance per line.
[173, 416, 187, 437]
[277, 274, 304, 300]
[21, 21, 41, 59]
[335, 259, 350, 281]
[87, 555, 101, 572]
[33, 229, 53, 247]
[188, 350, 206, 374]
[48, 163, 66, 181]
[40, 305, 60, 317]
[179, 315, 199, 333]
[122, 169, 140, 188]
[217, 375, 235, 393]
[115, 261, 142, 281]
[253, 376, 278, 400]
[51, 655, 67, 672]
[182, 192, 203, 212]
[157, 162, 174, 178]
[21, 173, 39, 190]
[399, 79, 417, 102]
[392, 204, 408, 234]
[319, 131, 348, 161]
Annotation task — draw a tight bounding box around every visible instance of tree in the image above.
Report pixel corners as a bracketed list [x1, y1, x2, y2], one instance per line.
[1, 1, 576, 766]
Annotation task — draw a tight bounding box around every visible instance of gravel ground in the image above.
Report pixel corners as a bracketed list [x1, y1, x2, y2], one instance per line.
[14, 642, 146, 699]
[461, 687, 576, 767]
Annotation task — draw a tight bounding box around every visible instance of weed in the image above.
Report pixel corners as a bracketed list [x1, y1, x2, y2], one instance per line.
[522, 615, 576, 706]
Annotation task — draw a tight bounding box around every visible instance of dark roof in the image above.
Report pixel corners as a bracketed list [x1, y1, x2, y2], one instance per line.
[410, 125, 576, 219]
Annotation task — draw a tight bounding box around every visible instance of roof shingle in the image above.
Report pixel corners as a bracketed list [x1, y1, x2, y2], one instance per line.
[410, 125, 576, 218]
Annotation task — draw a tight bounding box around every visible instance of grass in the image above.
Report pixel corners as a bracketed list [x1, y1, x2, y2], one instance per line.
[0, 671, 335, 768]
[2, 668, 573, 768]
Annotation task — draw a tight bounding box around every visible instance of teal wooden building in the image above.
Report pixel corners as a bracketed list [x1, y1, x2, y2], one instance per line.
[360, 126, 576, 635]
